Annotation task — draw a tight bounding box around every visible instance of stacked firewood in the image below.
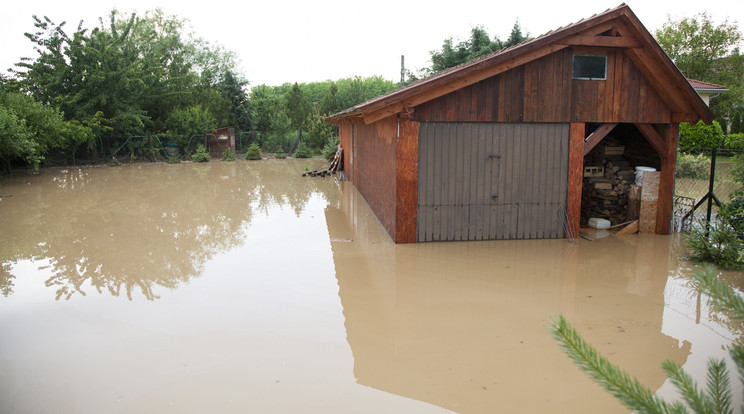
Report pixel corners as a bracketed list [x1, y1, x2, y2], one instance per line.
[582, 156, 637, 225]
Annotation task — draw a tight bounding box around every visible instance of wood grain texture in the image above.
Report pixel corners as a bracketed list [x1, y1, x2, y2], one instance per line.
[568, 123, 585, 240]
[351, 116, 398, 240]
[656, 123, 678, 234]
[413, 47, 673, 125]
[396, 118, 419, 243]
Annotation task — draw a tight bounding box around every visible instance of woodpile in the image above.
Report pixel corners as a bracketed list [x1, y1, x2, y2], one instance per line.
[581, 155, 637, 225]
[301, 145, 344, 178]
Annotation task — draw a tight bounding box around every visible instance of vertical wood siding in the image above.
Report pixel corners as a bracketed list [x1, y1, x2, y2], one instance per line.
[352, 117, 398, 238]
[413, 48, 671, 124]
[417, 122, 569, 241]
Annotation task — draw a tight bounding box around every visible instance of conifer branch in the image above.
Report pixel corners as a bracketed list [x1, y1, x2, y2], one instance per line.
[549, 315, 685, 414]
[705, 359, 732, 414]
[661, 359, 714, 413]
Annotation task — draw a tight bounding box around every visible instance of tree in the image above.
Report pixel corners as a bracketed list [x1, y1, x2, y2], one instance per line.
[219, 70, 251, 131]
[427, 21, 528, 73]
[285, 82, 308, 131]
[504, 19, 529, 48]
[305, 103, 334, 150]
[655, 13, 744, 129]
[0, 91, 92, 171]
[10, 9, 246, 163]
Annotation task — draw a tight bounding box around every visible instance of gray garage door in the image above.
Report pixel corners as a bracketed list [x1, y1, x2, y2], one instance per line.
[417, 122, 569, 241]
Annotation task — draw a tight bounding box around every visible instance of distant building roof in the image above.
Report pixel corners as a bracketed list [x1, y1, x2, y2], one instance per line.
[688, 79, 728, 93]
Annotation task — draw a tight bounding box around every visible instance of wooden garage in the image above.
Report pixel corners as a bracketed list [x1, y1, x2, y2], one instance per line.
[327, 4, 713, 243]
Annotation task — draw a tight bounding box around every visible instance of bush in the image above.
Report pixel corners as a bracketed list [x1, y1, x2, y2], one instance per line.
[275, 148, 287, 159]
[221, 147, 236, 162]
[724, 133, 744, 150]
[293, 141, 311, 158]
[244, 143, 262, 160]
[191, 144, 210, 162]
[679, 120, 725, 150]
[684, 206, 744, 270]
[675, 152, 709, 179]
[322, 136, 340, 161]
[728, 196, 744, 239]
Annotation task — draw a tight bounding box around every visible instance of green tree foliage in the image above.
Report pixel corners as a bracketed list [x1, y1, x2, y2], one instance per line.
[191, 144, 210, 162]
[655, 13, 744, 129]
[286, 82, 308, 130]
[675, 153, 709, 179]
[9, 10, 244, 164]
[679, 120, 725, 149]
[248, 76, 397, 152]
[219, 70, 251, 131]
[305, 103, 334, 150]
[293, 141, 311, 158]
[428, 21, 529, 73]
[244, 143, 262, 160]
[551, 266, 744, 413]
[0, 91, 92, 170]
[684, 207, 744, 270]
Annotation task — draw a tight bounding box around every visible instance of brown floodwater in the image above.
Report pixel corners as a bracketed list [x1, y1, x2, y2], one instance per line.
[1, 160, 743, 413]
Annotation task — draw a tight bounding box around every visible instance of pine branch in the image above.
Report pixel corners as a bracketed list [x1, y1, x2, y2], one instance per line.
[727, 345, 744, 390]
[661, 359, 715, 413]
[705, 358, 733, 414]
[549, 315, 686, 414]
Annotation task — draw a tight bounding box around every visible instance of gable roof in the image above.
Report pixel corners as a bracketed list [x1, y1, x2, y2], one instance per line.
[328, 3, 714, 125]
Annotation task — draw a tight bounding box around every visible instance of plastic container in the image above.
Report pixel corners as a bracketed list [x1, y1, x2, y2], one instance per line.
[634, 166, 656, 185]
[588, 217, 611, 230]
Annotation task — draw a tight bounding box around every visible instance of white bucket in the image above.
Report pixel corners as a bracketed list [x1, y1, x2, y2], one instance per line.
[588, 217, 611, 230]
[635, 166, 656, 186]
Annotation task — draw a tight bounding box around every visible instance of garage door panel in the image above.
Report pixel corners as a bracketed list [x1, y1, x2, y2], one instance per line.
[417, 122, 568, 241]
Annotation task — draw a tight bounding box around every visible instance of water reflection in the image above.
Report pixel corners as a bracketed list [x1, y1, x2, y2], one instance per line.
[325, 181, 740, 413]
[0, 160, 328, 300]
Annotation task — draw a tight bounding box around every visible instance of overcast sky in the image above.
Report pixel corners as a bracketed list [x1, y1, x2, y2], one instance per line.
[1, 0, 741, 89]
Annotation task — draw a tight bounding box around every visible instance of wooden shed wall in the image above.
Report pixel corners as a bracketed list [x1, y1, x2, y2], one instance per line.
[348, 116, 398, 238]
[413, 48, 671, 125]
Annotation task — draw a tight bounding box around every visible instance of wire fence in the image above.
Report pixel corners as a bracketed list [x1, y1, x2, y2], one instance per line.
[674, 147, 743, 232]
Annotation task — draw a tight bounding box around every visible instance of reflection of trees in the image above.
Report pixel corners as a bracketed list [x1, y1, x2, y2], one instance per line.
[0, 158, 331, 300]
[668, 236, 744, 343]
[0, 262, 13, 296]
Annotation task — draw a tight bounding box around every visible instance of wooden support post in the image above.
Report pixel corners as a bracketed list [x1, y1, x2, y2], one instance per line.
[568, 123, 585, 240]
[395, 118, 419, 243]
[656, 123, 678, 234]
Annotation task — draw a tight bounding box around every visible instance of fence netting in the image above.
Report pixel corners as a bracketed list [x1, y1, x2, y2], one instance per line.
[674, 147, 743, 232]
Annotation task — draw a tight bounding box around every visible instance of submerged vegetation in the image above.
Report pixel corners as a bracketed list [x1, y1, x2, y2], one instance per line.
[191, 144, 210, 163]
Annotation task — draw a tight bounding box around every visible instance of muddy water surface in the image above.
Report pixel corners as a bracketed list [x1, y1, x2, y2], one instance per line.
[1, 160, 742, 413]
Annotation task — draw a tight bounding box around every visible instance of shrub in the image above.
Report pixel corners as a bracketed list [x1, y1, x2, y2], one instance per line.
[322, 136, 340, 161]
[191, 144, 210, 163]
[679, 120, 725, 150]
[293, 141, 311, 158]
[684, 206, 744, 270]
[724, 133, 744, 150]
[728, 196, 744, 239]
[275, 148, 287, 159]
[244, 143, 262, 160]
[675, 152, 709, 179]
[221, 147, 236, 162]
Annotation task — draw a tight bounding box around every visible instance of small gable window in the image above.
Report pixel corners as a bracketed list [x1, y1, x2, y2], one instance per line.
[572, 54, 607, 80]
